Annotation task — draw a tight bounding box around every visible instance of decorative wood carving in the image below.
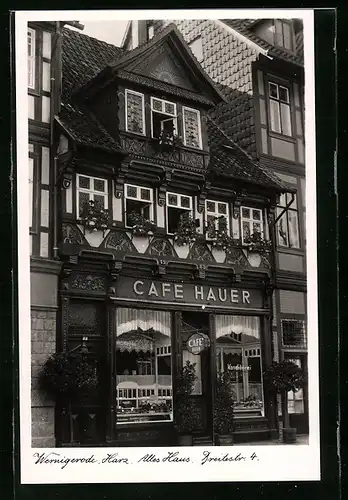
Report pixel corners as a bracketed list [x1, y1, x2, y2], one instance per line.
[181, 151, 204, 169]
[104, 231, 135, 253]
[147, 237, 177, 257]
[188, 241, 214, 261]
[120, 137, 146, 155]
[158, 171, 172, 207]
[155, 259, 167, 276]
[152, 147, 180, 163]
[62, 224, 86, 245]
[62, 174, 72, 189]
[233, 197, 243, 219]
[71, 274, 106, 292]
[114, 161, 130, 199]
[197, 181, 211, 214]
[195, 264, 206, 280]
[61, 296, 69, 351]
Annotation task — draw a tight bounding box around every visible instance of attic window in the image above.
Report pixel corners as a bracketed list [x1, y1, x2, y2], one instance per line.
[182, 106, 202, 149]
[189, 36, 203, 63]
[274, 20, 294, 51]
[125, 89, 145, 135]
[151, 97, 177, 140]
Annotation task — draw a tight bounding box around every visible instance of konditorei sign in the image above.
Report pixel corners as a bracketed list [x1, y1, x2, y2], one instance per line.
[187, 333, 211, 354]
[114, 278, 263, 309]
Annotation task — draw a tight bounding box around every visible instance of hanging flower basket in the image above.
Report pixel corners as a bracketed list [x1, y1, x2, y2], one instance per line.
[79, 200, 109, 234]
[244, 231, 272, 254]
[174, 212, 200, 247]
[127, 212, 157, 237]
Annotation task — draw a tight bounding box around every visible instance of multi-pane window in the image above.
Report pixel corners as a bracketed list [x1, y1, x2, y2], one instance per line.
[28, 28, 36, 89]
[281, 319, 307, 349]
[183, 106, 202, 149]
[76, 174, 108, 217]
[240, 207, 263, 244]
[277, 192, 300, 248]
[166, 192, 193, 234]
[205, 200, 229, 238]
[151, 97, 177, 139]
[29, 144, 35, 230]
[124, 184, 154, 227]
[285, 356, 305, 414]
[268, 82, 292, 136]
[125, 89, 145, 135]
[274, 20, 294, 51]
[189, 36, 203, 62]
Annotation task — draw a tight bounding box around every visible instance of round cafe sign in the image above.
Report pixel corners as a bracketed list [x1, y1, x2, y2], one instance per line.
[187, 333, 211, 355]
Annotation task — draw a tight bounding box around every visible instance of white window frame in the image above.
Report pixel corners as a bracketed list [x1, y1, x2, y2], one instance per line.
[150, 97, 178, 138]
[276, 192, 300, 249]
[166, 192, 193, 235]
[205, 199, 230, 239]
[28, 28, 36, 90]
[29, 149, 35, 230]
[124, 183, 154, 228]
[240, 206, 264, 245]
[274, 19, 294, 52]
[125, 89, 146, 135]
[268, 81, 292, 136]
[76, 174, 108, 218]
[182, 106, 203, 150]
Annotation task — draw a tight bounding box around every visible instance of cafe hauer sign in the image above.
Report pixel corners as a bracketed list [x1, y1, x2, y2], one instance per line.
[114, 278, 263, 309]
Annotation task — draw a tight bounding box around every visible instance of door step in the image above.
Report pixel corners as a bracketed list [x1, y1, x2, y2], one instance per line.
[193, 436, 213, 446]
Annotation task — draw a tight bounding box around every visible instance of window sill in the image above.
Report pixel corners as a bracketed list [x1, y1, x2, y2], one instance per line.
[268, 131, 296, 143]
[277, 246, 303, 255]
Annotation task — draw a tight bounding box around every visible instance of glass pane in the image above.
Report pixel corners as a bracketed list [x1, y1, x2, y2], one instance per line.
[288, 210, 300, 248]
[126, 92, 144, 134]
[277, 209, 289, 247]
[286, 192, 297, 208]
[281, 103, 292, 135]
[270, 100, 281, 133]
[29, 158, 34, 227]
[94, 179, 106, 192]
[242, 207, 250, 218]
[218, 203, 227, 215]
[79, 176, 90, 189]
[78, 191, 89, 216]
[279, 86, 290, 103]
[152, 98, 163, 112]
[116, 308, 173, 424]
[183, 109, 200, 148]
[93, 195, 105, 210]
[279, 193, 287, 207]
[140, 188, 151, 201]
[242, 221, 250, 239]
[269, 82, 278, 99]
[126, 185, 137, 198]
[253, 222, 261, 234]
[164, 102, 175, 115]
[168, 193, 178, 206]
[180, 196, 191, 209]
[252, 209, 261, 221]
[206, 201, 215, 213]
[283, 22, 292, 50]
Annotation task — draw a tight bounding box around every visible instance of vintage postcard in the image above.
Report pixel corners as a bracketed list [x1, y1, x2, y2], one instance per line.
[16, 8, 320, 483]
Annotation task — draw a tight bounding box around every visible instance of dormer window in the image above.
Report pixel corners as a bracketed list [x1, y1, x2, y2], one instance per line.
[151, 97, 177, 140]
[183, 106, 202, 149]
[125, 89, 145, 135]
[274, 19, 294, 51]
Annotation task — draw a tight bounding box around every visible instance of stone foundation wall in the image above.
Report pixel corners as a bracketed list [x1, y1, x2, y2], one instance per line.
[31, 308, 57, 447]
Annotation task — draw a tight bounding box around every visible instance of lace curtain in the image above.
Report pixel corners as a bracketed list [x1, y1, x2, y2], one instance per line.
[215, 315, 260, 341]
[116, 308, 171, 338]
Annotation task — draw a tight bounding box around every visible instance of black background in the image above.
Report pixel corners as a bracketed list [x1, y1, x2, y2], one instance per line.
[0, 4, 342, 500]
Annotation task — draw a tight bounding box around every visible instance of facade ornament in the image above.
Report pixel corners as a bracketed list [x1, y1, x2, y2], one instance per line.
[62, 174, 72, 189]
[195, 263, 206, 279]
[233, 196, 243, 219]
[155, 259, 167, 276]
[114, 161, 130, 199]
[158, 171, 172, 207]
[197, 181, 211, 214]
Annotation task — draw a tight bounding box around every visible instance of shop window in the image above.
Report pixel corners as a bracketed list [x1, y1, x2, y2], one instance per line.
[240, 206, 264, 244]
[285, 357, 304, 414]
[189, 36, 203, 62]
[124, 184, 154, 227]
[215, 315, 264, 415]
[28, 28, 36, 89]
[205, 199, 229, 239]
[268, 82, 292, 136]
[276, 193, 300, 248]
[151, 97, 177, 140]
[166, 192, 193, 235]
[281, 319, 307, 349]
[76, 174, 108, 217]
[182, 106, 202, 149]
[115, 308, 173, 424]
[125, 89, 145, 135]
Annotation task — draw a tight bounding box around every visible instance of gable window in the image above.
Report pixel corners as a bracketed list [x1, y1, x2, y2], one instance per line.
[189, 36, 203, 63]
[125, 89, 145, 135]
[77, 174, 108, 217]
[274, 20, 294, 51]
[28, 28, 36, 89]
[205, 200, 229, 238]
[124, 184, 154, 227]
[268, 82, 292, 136]
[276, 193, 300, 248]
[240, 207, 263, 245]
[182, 106, 202, 149]
[151, 97, 177, 140]
[166, 192, 193, 234]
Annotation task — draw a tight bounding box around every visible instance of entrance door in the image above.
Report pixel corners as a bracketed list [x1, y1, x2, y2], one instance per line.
[181, 312, 212, 438]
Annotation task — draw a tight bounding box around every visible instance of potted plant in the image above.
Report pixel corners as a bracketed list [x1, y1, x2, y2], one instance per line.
[244, 231, 272, 254]
[175, 360, 200, 446]
[39, 347, 99, 444]
[206, 216, 242, 262]
[127, 211, 156, 252]
[263, 360, 306, 444]
[174, 212, 200, 251]
[79, 200, 109, 234]
[214, 372, 235, 445]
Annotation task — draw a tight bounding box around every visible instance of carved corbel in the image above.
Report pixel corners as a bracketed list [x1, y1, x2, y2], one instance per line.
[267, 204, 277, 227]
[197, 181, 211, 214]
[195, 264, 206, 280]
[158, 171, 172, 207]
[233, 196, 243, 219]
[155, 259, 167, 276]
[110, 261, 123, 283]
[62, 174, 72, 189]
[61, 267, 72, 291]
[114, 162, 130, 199]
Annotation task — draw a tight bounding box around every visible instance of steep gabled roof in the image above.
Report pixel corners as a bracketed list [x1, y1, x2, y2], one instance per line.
[222, 18, 304, 66]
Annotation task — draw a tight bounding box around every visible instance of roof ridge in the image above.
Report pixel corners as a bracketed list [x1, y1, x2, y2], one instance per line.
[62, 26, 124, 51]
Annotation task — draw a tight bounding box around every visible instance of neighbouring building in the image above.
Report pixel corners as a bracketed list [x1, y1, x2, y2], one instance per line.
[28, 18, 306, 448]
[123, 17, 308, 434]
